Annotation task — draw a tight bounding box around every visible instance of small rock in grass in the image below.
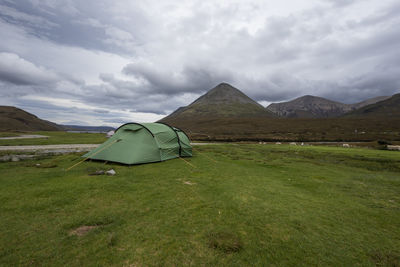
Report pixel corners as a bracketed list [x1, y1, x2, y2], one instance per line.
[106, 169, 116, 176]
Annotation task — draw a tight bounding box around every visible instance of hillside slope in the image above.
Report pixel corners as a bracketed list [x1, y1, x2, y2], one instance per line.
[351, 96, 391, 110]
[0, 106, 61, 131]
[345, 93, 400, 117]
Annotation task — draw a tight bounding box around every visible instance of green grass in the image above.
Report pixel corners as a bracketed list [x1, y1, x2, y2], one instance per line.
[0, 132, 20, 138]
[0, 144, 399, 266]
[164, 116, 400, 142]
[0, 131, 107, 146]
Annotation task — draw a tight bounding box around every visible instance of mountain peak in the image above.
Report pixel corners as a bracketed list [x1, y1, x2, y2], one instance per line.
[160, 83, 274, 121]
[294, 95, 337, 103]
[215, 82, 232, 87]
[191, 83, 262, 106]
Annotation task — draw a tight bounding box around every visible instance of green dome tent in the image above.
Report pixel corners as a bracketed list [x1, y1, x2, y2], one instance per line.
[83, 122, 192, 165]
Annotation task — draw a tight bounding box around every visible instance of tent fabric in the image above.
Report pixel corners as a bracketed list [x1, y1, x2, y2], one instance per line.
[83, 122, 192, 165]
[174, 127, 192, 157]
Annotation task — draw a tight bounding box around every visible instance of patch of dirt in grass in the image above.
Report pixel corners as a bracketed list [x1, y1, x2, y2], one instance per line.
[184, 181, 196, 185]
[123, 260, 142, 267]
[69, 225, 99, 236]
[369, 251, 400, 267]
[208, 232, 242, 254]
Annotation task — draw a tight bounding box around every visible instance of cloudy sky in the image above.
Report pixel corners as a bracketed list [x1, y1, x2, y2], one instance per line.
[0, 0, 399, 126]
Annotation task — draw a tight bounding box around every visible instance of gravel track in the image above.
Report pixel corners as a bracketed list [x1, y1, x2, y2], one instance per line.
[0, 143, 217, 152]
[0, 144, 99, 151]
[0, 135, 49, 140]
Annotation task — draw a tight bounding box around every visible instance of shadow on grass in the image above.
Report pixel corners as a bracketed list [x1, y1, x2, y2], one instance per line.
[208, 232, 243, 254]
[369, 250, 400, 267]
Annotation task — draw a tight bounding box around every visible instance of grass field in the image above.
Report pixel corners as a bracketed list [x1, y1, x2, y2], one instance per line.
[0, 144, 399, 266]
[0, 131, 107, 146]
[0, 132, 20, 138]
[163, 116, 400, 142]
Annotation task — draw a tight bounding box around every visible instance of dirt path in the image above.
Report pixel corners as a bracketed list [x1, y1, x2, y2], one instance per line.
[0, 144, 99, 151]
[0, 134, 49, 140]
[0, 143, 217, 152]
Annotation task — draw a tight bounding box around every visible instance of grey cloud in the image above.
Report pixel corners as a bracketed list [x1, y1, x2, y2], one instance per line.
[80, 76, 201, 114]
[324, 0, 357, 7]
[122, 63, 233, 95]
[14, 98, 78, 113]
[0, 52, 60, 86]
[93, 109, 110, 114]
[0, 1, 143, 55]
[347, 69, 400, 94]
[0, 4, 58, 30]
[0, 52, 84, 99]
[0, 82, 31, 98]
[27, 0, 80, 16]
[336, 27, 400, 64]
[101, 118, 127, 124]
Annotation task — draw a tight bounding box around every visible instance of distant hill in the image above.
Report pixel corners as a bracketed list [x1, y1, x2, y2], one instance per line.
[0, 106, 61, 131]
[62, 125, 115, 132]
[344, 93, 400, 117]
[267, 95, 351, 118]
[351, 96, 391, 110]
[161, 83, 275, 121]
[267, 95, 390, 118]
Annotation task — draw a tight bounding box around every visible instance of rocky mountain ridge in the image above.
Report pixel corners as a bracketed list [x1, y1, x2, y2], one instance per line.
[266, 95, 390, 118]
